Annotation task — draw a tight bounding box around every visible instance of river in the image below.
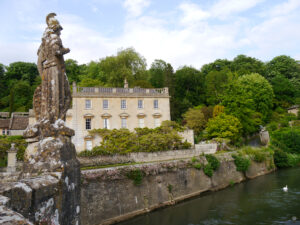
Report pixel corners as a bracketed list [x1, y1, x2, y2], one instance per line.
[117, 167, 300, 225]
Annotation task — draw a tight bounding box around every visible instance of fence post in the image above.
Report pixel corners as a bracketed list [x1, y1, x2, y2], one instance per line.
[7, 143, 18, 172]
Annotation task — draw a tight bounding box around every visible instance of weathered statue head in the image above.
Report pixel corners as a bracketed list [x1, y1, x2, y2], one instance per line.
[46, 13, 63, 34]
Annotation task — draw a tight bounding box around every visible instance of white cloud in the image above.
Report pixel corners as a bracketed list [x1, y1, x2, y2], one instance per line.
[265, 0, 300, 17]
[212, 0, 265, 19]
[1, 0, 300, 69]
[59, 14, 118, 63]
[179, 3, 210, 26]
[0, 42, 40, 65]
[123, 0, 150, 17]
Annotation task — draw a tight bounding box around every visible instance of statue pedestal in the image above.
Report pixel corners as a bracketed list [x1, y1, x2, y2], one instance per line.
[22, 120, 81, 225]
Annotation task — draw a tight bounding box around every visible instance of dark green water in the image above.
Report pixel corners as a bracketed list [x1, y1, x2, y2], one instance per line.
[118, 167, 300, 225]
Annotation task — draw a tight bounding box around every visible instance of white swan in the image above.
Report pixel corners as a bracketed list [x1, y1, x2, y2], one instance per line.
[283, 185, 288, 192]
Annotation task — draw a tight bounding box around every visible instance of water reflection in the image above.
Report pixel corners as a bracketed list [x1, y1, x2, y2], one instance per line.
[117, 167, 300, 225]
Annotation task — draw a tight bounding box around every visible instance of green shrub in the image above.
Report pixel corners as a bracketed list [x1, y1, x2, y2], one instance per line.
[242, 146, 268, 163]
[274, 149, 300, 168]
[205, 113, 242, 143]
[203, 164, 213, 177]
[181, 140, 192, 149]
[267, 122, 278, 131]
[191, 156, 199, 163]
[126, 169, 144, 185]
[232, 154, 251, 172]
[205, 154, 220, 171]
[80, 125, 191, 157]
[271, 127, 300, 154]
[193, 163, 202, 170]
[167, 184, 173, 193]
[274, 149, 290, 168]
[0, 135, 27, 166]
[287, 154, 300, 167]
[0, 157, 7, 168]
[253, 151, 267, 163]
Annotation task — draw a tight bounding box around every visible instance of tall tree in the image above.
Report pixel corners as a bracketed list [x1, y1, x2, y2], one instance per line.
[266, 55, 300, 105]
[201, 59, 232, 76]
[173, 66, 205, 120]
[65, 59, 86, 83]
[271, 75, 295, 107]
[149, 59, 167, 88]
[205, 68, 233, 105]
[98, 48, 147, 87]
[223, 73, 274, 134]
[5, 62, 38, 85]
[231, 55, 266, 77]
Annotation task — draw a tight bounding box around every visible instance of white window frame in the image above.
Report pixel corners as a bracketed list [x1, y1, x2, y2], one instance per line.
[121, 118, 127, 128]
[103, 118, 110, 129]
[139, 118, 145, 128]
[85, 140, 93, 151]
[138, 100, 143, 109]
[121, 100, 127, 109]
[103, 99, 109, 109]
[85, 118, 91, 130]
[154, 99, 158, 109]
[2, 129, 5, 135]
[85, 99, 92, 109]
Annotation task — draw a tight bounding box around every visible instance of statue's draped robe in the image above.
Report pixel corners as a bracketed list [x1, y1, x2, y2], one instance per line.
[35, 30, 71, 123]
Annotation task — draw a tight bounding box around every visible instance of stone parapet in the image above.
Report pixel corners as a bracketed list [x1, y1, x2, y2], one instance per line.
[73, 86, 170, 98]
[78, 147, 215, 167]
[195, 142, 217, 154]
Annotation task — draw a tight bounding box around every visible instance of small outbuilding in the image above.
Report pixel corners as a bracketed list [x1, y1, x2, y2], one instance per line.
[288, 105, 299, 116]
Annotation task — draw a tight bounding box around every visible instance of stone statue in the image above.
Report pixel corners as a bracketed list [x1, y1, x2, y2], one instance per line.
[34, 13, 71, 123]
[24, 13, 74, 139]
[22, 13, 81, 224]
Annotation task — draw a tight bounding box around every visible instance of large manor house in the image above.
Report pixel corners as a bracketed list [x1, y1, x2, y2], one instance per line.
[28, 80, 171, 152]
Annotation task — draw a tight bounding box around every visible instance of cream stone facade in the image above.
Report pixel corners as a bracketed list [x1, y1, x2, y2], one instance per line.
[63, 83, 171, 152]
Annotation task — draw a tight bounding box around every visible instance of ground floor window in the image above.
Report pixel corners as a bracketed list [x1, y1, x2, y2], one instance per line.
[121, 118, 127, 128]
[85, 118, 91, 130]
[85, 140, 93, 151]
[103, 118, 110, 129]
[139, 118, 145, 128]
[154, 118, 160, 128]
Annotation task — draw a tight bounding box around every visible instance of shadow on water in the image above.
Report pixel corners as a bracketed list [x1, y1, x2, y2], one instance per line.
[117, 167, 300, 225]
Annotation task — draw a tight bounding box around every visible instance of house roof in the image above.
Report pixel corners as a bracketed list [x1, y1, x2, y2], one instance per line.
[0, 119, 10, 128]
[10, 116, 29, 130]
[288, 105, 299, 110]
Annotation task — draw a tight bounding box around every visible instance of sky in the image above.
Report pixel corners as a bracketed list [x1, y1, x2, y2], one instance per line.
[0, 0, 300, 70]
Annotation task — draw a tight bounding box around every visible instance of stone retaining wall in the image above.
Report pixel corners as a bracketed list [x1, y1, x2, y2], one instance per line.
[78, 147, 216, 167]
[80, 153, 275, 225]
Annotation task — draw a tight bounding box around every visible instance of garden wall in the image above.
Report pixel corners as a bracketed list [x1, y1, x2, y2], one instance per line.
[80, 153, 275, 225]
[78, 146, 215, 167]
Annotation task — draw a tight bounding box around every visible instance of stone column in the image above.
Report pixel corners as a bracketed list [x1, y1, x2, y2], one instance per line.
[6, 143, 18, 173]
